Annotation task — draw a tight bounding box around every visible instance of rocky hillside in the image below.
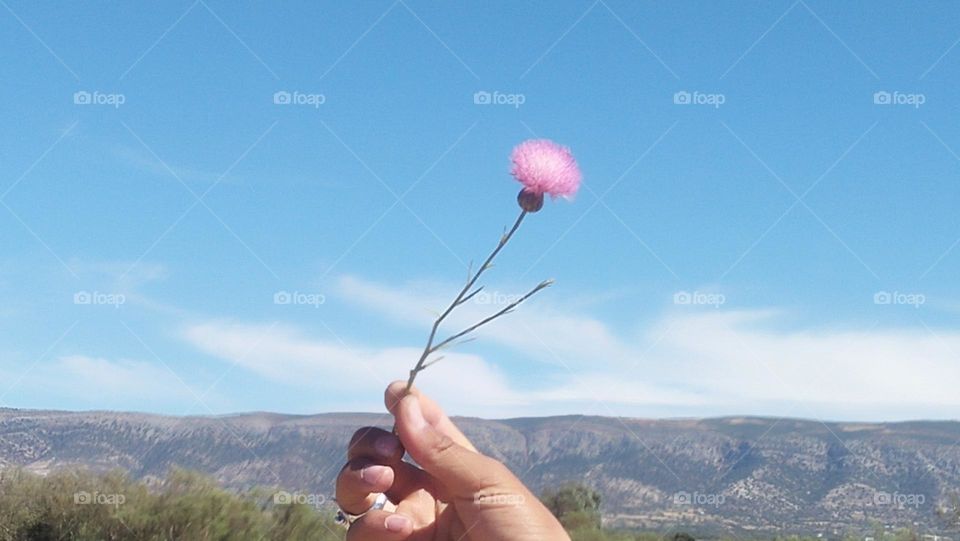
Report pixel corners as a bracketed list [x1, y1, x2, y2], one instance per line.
[1, 409, 957, 537]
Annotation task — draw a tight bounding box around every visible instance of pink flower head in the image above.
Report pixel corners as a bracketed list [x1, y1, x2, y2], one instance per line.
[510, 139, 581, 200]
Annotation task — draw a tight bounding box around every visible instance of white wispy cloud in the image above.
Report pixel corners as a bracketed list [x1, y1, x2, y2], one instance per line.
[336, 275, 638, 367]
[652, 310, 960, 406]
[3, 355, 202, 411]
[336, 276, 960, 419]
[66, 259, 188, 316]
[182, 321, 525, 414]
[176, 275, 960, 420]
[112, 145, 225, 186]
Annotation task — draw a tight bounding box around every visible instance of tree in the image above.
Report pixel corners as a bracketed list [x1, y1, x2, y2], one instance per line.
[542, 482, 603, 530]
[937, 493, 960, 531]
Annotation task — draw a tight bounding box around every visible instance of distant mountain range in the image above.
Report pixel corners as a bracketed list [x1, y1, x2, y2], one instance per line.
[1, 408, 958, 537]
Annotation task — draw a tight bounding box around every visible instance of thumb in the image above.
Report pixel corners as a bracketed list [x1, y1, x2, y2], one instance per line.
[394, 394, 514, 499]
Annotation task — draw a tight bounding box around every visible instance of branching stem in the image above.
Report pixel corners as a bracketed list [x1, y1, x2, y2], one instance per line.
[404, 209, 550, 392]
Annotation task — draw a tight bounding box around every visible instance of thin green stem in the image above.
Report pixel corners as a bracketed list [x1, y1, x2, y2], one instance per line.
[429, 279, 552, 353]
[404, 210, 528, 392]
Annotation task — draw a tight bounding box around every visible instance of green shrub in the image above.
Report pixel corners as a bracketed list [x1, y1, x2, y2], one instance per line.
[542, 482, 603, 530]
[0, 468, 342, 541]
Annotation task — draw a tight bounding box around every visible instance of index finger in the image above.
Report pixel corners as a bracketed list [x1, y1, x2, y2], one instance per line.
[384, 381, 477, 452]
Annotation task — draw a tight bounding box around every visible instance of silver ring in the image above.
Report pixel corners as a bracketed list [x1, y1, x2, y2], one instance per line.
[335, 492, 388, 528]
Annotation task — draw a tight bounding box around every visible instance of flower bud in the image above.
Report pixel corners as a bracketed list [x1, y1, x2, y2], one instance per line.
[517, 190, 544, 213]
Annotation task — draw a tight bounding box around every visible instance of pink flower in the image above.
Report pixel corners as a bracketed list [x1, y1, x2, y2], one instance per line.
[510, 139, 581, 200]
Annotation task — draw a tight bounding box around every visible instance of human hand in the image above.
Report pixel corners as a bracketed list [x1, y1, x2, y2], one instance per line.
[334, 381, 570, 540]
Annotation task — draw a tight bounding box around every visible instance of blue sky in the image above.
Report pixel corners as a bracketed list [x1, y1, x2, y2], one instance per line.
[0, 1, 958, 421]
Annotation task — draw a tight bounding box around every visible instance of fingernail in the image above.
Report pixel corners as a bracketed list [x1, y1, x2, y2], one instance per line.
[360, 464, 389, 486]
[404, 396, 428, 431]
[374, 434, 399, 457]
[384, 514, 411, 533]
